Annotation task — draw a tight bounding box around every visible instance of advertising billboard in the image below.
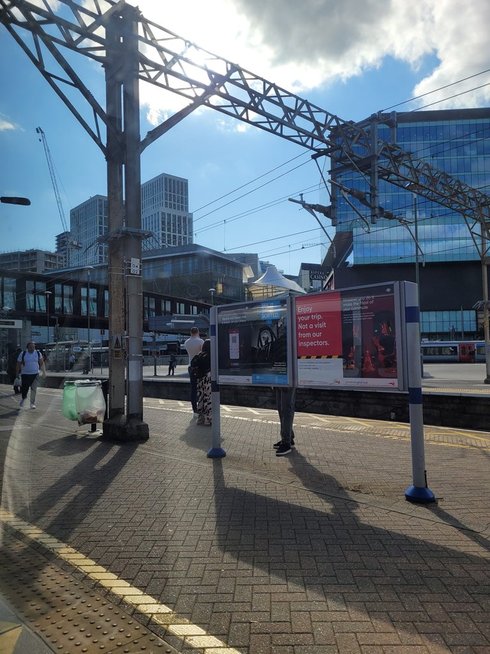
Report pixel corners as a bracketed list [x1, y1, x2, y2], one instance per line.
[295, 283, 405, 390]
[216, 297, 291, 385]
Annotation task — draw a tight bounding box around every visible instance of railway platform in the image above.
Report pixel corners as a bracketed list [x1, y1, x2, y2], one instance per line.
[0, 382, 489, 653]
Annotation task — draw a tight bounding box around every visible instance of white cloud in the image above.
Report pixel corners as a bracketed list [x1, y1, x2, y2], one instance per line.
[0, 117, 17, 131]
[411, 0, 490, 108]
[125, 0, 490, 121]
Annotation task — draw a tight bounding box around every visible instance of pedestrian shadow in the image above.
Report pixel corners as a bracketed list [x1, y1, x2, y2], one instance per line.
[179, 420, 213, 452]
[1, 423, 138, 540]
[37, 431, 103, 455]
[210, 451, 489, 650]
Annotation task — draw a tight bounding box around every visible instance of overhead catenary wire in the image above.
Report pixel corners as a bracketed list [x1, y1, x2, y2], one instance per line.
[190, 81, 489, 269]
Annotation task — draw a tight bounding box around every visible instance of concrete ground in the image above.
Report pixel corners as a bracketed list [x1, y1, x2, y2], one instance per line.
[0, 382, 489, 653]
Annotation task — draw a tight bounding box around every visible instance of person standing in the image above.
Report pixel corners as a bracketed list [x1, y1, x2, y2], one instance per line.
[16, 341, 46, 409]
[184, 327, 204, 415]
[167, 353, 177, 376]
[191, 339, 212, 426]
[273, 386, 296, 456]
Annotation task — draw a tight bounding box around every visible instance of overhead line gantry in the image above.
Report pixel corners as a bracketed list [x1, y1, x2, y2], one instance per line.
[2, 0, 489, 438]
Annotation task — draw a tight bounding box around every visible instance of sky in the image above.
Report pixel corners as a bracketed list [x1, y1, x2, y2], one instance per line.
[1, 0, 490, 277]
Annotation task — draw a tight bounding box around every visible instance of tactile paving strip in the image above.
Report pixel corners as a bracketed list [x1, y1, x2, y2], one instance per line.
[0, 528, 179, 653]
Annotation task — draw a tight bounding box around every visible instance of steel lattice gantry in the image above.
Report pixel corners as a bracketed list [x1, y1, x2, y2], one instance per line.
[2, 0, 489, 436]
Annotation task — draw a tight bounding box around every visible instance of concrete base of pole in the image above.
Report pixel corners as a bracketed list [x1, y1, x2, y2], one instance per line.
[405, 485, 436, 503]
[101, 415, 149, 442]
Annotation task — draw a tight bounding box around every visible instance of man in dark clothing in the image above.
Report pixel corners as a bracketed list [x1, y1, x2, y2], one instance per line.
[273, 386, 296, 456]
[184, 327, 204, 415]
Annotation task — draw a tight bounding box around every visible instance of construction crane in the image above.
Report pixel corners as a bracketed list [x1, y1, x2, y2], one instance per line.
[36, 126, 69, 233]
[36, 126, 81, 265]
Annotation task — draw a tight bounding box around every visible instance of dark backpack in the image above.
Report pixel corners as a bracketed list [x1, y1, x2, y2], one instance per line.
[21, 349, 43, 366]
[190, 351, 210, 379]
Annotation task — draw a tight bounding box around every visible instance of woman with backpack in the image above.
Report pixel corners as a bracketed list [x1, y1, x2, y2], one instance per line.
[16, 341, 46, 409]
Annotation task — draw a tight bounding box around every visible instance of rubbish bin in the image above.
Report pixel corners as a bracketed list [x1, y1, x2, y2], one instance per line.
[74, 379, 106, 425]
[62, 380, 78, 421]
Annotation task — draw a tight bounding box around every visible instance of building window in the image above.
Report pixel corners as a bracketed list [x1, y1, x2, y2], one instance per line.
[104, 290, 109, 318]
[143, 296, 156, 320]
[1, 276, 16, 310]
[82, 286, 97, 317]
[26, 281, 46, 311]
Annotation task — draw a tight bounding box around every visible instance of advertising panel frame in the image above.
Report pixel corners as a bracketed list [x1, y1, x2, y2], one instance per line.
[215, 295, 294, 387]
[294, 282, 408, 392]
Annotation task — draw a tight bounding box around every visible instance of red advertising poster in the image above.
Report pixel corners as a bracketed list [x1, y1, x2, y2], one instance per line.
[296, 284, 401, 389]
[296, 292, 342, 357]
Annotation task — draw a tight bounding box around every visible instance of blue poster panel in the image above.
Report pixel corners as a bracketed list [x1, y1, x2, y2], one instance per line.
[216, 298, 290, 385]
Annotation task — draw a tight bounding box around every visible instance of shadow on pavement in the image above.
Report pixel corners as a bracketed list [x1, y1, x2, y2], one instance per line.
[209, 452, 488, 650]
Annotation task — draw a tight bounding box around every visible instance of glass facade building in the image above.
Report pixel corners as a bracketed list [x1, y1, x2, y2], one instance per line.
[70, 195, 108, 267]
[141, 173, 193, 250]
[334, 109, 490, 265]
[330, 108, 490, 337]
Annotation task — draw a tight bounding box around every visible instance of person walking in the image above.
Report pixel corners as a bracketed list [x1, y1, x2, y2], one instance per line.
[273, 386, 296, 456]
[184, 327, 204, 415]
[191, 339, 212, 426]
[16, 341, 46, 409]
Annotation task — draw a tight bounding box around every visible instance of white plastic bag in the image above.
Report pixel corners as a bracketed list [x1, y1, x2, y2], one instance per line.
[75, 381, 106, 425]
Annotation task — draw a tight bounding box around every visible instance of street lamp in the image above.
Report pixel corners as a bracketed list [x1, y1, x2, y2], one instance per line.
[209, 288, 216, 305]
[0, 196, 31, 205]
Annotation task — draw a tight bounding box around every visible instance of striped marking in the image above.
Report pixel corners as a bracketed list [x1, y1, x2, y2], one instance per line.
[405, 305, 419, 323]
[408, 386, 423, 404]
[298, 355, 339, 359]
[0, 508, 241, 654]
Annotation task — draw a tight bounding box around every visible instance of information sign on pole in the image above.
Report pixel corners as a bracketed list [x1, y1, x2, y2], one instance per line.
[216, 297, 292, 386]
[294, 282, 405, 391]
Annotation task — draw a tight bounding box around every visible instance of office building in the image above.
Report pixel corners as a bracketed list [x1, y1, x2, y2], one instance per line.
[68, 173, 193, 267]
[70, 195, 108, 267]
[141, 173, 193, 250]
[328, 107, 490, 338]
[0, 249, 63, 273]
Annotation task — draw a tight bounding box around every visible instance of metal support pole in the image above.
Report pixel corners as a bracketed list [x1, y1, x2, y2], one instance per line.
[208, 307, 225, 458]
[413, 195, 420, 290]
[102, 3, 148, 441]
[123, 4, 147, 434]
[104, 11, 125, 425]
[153, 332, 157, 377]
[87, 269, 92, 374]
[413, 195, 424, 377]
[481, 228, 490, 383]
[404, 282, 435, 503]
[370, 117, 379, 224]
[45, 290, 52, 345]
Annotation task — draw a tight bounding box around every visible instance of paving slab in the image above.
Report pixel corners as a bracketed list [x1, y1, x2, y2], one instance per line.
[0, 384, 489, 653]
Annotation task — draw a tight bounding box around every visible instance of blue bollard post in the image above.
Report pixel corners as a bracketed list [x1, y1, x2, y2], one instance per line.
[404, 282, 435, 503]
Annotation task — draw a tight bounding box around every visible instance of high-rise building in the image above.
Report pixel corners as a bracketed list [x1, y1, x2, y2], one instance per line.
[141, 173, 193, 250]
[328, 108, 490, 339]
[69, 173, 193, 267]
[0, 249, 63, 273]
[70, 195, 108, 267]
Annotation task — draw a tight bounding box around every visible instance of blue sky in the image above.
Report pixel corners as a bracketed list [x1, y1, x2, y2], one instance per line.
[1, 0, 489, 276]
